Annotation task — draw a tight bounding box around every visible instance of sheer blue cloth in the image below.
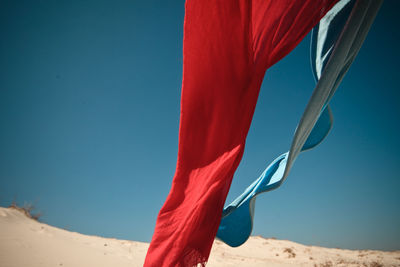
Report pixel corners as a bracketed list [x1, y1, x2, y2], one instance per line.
[217, 0, 382, 247]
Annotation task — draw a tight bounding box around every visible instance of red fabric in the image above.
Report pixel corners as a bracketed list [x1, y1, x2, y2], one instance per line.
[144, 1, 338, 266]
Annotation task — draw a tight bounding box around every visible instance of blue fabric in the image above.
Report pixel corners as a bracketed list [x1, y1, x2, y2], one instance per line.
[216, 0, 381, 247]
[217, 107, 333, 246]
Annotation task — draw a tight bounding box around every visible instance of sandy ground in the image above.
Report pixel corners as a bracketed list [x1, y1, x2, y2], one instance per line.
[0, 207, 399, 267]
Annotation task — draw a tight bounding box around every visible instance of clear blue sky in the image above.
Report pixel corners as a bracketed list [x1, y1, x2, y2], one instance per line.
[1, 1, 399, 251]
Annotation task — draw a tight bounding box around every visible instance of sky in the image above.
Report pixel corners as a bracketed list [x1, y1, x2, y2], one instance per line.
[0, 0, 399, 251]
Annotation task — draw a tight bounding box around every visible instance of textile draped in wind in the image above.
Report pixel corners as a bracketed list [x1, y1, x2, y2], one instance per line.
[216, 0, 382, 248]
[144, 1, 338, 266]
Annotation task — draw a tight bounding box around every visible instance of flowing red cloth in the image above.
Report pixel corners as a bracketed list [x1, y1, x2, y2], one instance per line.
[144, 1, 338, 266]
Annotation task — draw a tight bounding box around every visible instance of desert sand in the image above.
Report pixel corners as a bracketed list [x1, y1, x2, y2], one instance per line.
[0, 207, 399, 267]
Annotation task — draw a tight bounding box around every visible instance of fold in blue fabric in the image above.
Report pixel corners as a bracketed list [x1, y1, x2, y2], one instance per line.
[217, 0, 382, 247]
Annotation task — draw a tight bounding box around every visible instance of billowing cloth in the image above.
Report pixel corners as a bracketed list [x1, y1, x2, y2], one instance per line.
[217, 0, 383, 247]
[144, 1, 339, 266]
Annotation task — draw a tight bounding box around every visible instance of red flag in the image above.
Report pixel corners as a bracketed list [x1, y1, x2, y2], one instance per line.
[144, 1, 338, 266]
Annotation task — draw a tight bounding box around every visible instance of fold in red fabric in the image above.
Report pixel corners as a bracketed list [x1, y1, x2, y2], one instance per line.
[144, 1, 338, 266]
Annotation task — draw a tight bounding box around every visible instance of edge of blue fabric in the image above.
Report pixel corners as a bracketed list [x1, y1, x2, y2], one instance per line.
[216, 0, 382, 247]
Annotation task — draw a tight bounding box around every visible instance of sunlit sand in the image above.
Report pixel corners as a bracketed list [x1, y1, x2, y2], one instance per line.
[0, 207, 398, 267]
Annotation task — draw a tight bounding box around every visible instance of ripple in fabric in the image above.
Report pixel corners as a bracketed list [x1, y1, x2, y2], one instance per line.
[144, 1, 338, 266]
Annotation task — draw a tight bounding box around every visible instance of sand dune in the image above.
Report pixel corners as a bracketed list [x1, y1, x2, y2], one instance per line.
[0, 207, 399, 267]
